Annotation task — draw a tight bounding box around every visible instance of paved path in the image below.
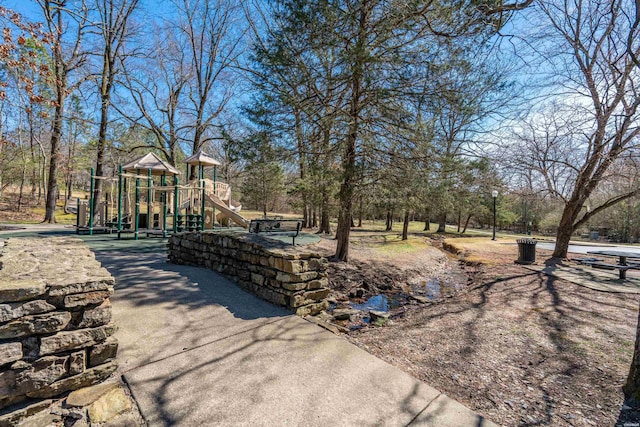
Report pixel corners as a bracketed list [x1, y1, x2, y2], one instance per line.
[525, 262, 640, 294]
[0, 227, 495, 426]
[86, 240, 495, 427]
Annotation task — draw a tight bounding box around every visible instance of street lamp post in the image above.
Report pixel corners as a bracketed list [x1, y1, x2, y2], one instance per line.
[492, 190, 498, 241]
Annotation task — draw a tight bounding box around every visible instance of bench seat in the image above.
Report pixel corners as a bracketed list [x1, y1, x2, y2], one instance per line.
[249, 219, 302, 245]
[573, 257, 604, 265]
[590, 262, 631, 279]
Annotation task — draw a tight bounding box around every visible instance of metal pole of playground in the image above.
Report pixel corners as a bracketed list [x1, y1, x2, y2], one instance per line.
[135, 169, 140, 240]
[162, 172, 167, 237]
[200, 164, 205, 231]
[76, 197, 80, 233]
[117, 165, 123, 235]
[147, 169, 152, 231]
[120, 176, 127, 240]
[492, 190, 498, 241]
[173, 175, 179, 233]
[89, 167, 95, 236]
[213, 165, 216, 230]
[105, 193, 109, 229]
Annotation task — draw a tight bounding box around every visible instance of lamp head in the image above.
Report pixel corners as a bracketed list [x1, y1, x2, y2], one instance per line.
[492, 190, 498, 198]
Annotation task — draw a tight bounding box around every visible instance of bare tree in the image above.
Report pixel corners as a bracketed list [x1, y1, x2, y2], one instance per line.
[119, 22, 190, 165]
[175, 0, 242, 179]
[37, 0, 89, 223]
[92, 0, 139, 213]
[622, 0, 640, 409]
[522, 0, 640, 258]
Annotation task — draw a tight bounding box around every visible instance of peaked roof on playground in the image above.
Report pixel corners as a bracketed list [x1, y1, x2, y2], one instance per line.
[122, 152, 181, 176]
[184, 149, 221, 167]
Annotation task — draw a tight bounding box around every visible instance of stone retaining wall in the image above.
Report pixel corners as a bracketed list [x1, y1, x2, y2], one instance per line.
[0, 237, 118, 412]
[168, 231, 330, 316]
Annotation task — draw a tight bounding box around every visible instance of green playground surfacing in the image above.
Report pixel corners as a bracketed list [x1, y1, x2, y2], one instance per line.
[0, 226, 166, 253]
[0, 225, 321, 253]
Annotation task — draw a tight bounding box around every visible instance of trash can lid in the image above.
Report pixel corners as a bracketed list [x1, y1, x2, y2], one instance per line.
[516, 238, 537, 244]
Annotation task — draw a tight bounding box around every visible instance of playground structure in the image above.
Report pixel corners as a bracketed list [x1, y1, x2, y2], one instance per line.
[76, 151, 248, 239]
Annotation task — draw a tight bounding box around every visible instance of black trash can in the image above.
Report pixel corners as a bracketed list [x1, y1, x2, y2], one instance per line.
[516, 238, 537, 264]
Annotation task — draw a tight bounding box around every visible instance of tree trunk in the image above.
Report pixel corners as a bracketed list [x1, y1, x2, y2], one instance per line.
[624, 305, 640, 405]
[457, 209, 461, 232]
[553, 203, 581, 258]
[294, 108, 309, 228]
[357, 196, 363, 227]
[319, 188, 331, 234]
[335, 158, 355, 260]
[93, 79, 111, 214]
[462, 214, 472, 234]
[385, 209, 393, 231]
[437, 212, 446, 233]
[189, 119, 204, 181]
[402, 209, 409, 240]
[312, 208, 317, 228]
[302, 194, 309, 228]
[424, 209, 430, 231]
[17, 163, 26, 212]
[44, 96, 65, 223]
[334, 2, 367, 262]
[66, 170, 73, 201]
[28, 110, 37, 199]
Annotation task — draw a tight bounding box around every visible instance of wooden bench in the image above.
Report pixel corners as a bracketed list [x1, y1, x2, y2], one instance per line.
[590, 262, 632, 279]
[249, 219, 302, 245]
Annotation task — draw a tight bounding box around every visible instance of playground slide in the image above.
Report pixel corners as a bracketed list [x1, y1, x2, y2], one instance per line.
[204, 193, 249, 228]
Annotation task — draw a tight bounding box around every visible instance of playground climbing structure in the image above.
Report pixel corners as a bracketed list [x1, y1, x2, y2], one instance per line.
[76, 150, 248, 239]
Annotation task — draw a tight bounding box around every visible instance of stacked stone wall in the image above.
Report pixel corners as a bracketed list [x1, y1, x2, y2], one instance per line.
[0, 237, 118, 412]
[168, 231, 330, 316]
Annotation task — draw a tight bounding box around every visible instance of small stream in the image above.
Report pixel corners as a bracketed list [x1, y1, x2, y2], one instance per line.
[348, 278, 462, 314]
[342, 275, 467, 329]
[407, 278, 464, 300]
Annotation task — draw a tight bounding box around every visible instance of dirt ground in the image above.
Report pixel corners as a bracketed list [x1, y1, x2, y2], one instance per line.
[0, 193, 41, 223]
[316, 233, 640, 427]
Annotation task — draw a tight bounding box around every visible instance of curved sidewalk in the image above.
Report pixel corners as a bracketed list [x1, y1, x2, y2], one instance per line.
[85, 239, 494, 426]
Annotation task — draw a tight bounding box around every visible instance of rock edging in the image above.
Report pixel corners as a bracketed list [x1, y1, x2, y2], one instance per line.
[0, 237, 118, 414]
[168, 231, 330, 316]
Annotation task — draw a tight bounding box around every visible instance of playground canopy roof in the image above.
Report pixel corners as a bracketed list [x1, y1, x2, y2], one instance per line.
[122, 152, 181, 176]
[185, 149, 221, 167]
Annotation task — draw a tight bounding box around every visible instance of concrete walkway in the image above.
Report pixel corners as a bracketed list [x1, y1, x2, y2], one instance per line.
[85, 240, 495, 427]
[525, 262, 640, 294]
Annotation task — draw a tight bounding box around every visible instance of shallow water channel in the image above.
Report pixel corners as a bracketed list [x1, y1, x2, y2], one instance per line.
[345, 274, 467, 328]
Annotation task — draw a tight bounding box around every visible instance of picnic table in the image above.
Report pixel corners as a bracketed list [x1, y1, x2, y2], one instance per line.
[585, 250, 640, 279]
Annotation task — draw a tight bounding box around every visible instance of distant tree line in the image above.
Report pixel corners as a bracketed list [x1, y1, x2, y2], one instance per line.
[0, 0, 638, 262]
